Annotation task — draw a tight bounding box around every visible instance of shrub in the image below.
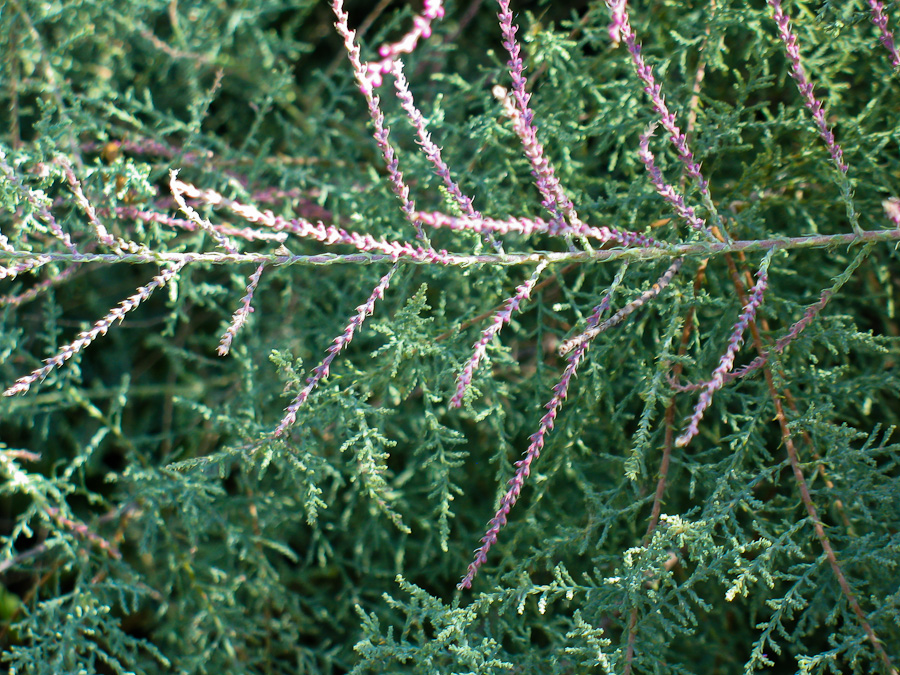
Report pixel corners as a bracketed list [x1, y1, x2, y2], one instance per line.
[1, 0, 898, 673]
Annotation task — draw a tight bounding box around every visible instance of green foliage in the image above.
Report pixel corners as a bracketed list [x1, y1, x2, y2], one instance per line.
[1, 0, 899, 673]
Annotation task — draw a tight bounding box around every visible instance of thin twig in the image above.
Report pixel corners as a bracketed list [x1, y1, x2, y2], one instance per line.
[764, 356, 896, 674]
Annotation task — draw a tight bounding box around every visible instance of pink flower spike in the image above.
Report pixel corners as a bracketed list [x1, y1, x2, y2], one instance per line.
[493, 1, 582, 235]
[273, 264, 397, 437]
[558, 258, 683, 356]
[868, 1, 900, 67]
[767, 0, 848, 175]
[606, 1, 711, 201]
[675, 287, 832, 391]
[676, 250, 774, 448]
[219, 263, 265, 356]
[336, 0, 445, 93]
[170, 170, 238, 254]
[767, 0, 862, 235]
[54, 156, 115, 248]
[413, 210, 660, 248]
[458, 287, 614, 589]
[118, 205, 288, 244]
[452, 262, 547, 408]
[607, 0, 627, 46]
[883, 197, 900, 226]
[167, 178, 455, 265]
[0, 263, 80, 307]
[392, 61, 501, 251]
[638, 124, 715, 240]
[3, 261, 186, 397]
[332, 0, 427, 241]
[372, 1, 445, 73]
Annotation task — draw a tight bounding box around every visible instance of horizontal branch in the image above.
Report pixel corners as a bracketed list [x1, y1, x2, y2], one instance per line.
[1, 227, 898, 268]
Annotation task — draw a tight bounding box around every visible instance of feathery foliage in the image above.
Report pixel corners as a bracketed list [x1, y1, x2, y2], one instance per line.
[1, 0, 899, 673]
